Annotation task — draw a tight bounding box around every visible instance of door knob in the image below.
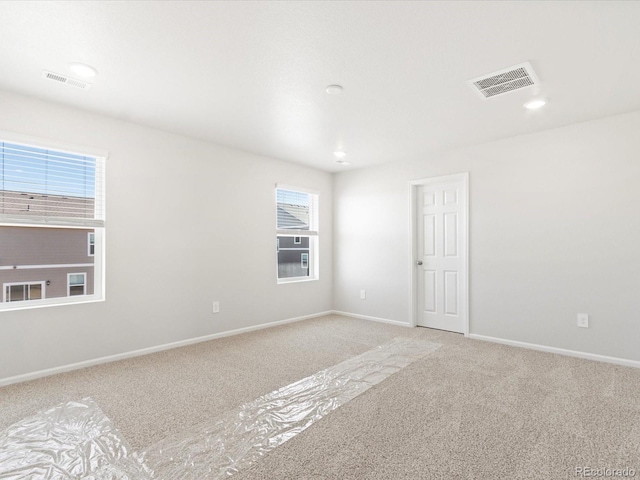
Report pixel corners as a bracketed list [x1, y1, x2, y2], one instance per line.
[416, 261, 423, 265]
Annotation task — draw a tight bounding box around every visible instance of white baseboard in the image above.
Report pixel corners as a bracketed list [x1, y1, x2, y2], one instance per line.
[468, 334, 640, 369]
[7, 313, 634, 387]
[0, 311, 333, 387]
[331, 310, 411, 328]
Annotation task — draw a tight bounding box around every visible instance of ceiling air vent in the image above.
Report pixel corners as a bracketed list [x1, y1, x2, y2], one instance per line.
[467, 62, 539, 99]
[42, 70, 92, 90]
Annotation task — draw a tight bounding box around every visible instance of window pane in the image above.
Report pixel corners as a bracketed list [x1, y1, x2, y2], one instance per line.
[0, 142, 97, 220]
[276, 189, 310, 231]
[29, 284, 42, 300]
[277, 235, 310, 279]
[0, 226, 94, 302]
[8, 285, 25, 302]
[69, 285, 84, 296]
[69, 274, 85, 285]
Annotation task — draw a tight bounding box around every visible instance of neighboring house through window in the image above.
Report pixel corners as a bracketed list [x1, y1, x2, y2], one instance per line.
[276, 185, 319, 282]
[0, 137, 106, 310]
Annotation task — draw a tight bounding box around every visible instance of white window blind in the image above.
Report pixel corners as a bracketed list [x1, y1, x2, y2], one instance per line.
[0, 141, 105, 227]
[276, 186, 318, 235]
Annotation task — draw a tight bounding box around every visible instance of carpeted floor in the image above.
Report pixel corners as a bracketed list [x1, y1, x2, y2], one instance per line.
[1, 314, 639, 479]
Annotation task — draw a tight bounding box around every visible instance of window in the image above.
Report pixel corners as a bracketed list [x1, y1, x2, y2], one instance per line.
[68, 273, 86, 296]
[3, 282, 45, 302]
[276, 185, 318, 282]
[88, 232, 95, 256]
[0, 137, 106, 310]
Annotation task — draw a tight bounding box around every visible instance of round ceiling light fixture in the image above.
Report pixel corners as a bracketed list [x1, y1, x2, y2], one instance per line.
[69, 62, 99, 78]
[524, 99, 546, 110]
[333, 151, 347, 159]
[326, 84, 343, 95]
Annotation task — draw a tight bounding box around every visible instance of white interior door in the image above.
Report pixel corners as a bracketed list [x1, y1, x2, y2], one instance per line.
[415, 175, 467, 333]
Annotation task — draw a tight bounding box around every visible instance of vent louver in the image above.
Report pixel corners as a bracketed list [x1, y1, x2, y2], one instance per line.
[467, 62, 539, 99]
[42, 70, 92, 90]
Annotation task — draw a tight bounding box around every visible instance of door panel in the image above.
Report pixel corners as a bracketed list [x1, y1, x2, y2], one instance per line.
[416, 177, 467, 333]
[424, 215, 436, 256]
[424, 270, 437, 312]
[444, 271, 458, 315]
[444, 188, 458, 205]
[444, 212, 458, 257]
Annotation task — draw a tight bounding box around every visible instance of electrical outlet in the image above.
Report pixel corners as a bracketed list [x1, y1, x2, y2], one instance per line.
[212, 301, 220, 313]
[577, 313, 589, 328]
[360, 289, 366, 300]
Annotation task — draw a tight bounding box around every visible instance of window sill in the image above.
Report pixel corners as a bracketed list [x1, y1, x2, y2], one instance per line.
[277, 277, 319, 285]
[0, 295, 104, 313]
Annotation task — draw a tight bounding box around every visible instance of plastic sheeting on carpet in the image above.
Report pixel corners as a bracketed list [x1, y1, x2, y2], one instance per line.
[141, 337, 441, 479]
[0, 398, 152, 480]
[0, 337, 440, 480]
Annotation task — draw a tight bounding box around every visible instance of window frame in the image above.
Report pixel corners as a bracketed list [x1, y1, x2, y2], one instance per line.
[0, 132, 106, 312]
[275, 184, 319, 284]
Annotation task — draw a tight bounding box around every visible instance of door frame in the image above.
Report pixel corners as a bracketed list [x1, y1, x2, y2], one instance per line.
[409, 172, 469, 335]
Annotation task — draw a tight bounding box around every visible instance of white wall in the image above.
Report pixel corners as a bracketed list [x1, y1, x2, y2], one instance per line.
[0, 90, 333, 380]
[3, 87, 639, 379]
[334, 111, 640, 362]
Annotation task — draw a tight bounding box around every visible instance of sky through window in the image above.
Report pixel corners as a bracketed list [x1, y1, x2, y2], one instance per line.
[1, 142, 96, 199]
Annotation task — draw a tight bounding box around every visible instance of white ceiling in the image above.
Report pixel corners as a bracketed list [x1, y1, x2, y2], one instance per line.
[1, 1, 640, 172]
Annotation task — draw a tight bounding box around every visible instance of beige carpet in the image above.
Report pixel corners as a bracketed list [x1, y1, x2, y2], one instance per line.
[1, 314, 639, 479]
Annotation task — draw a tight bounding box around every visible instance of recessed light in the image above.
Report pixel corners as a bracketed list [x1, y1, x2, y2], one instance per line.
[333, 151, 347, 159]
[326, 85, 343, 95]
[524, 99, 546, 110]
[335, 159, 350, 165]
[69, 62, 98, 78]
